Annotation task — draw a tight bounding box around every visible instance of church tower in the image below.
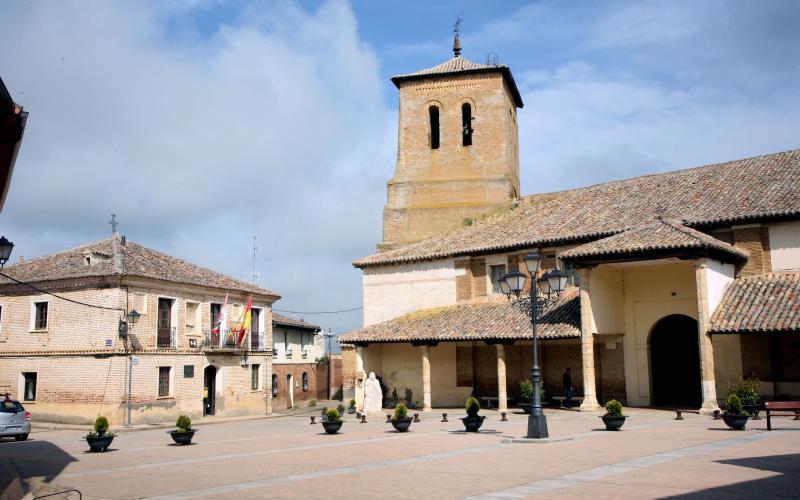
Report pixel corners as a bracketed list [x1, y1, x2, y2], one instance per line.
[380, 30, 523, 250]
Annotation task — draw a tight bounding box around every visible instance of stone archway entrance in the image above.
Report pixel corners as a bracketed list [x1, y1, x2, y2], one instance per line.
[649, 314, 701, 407]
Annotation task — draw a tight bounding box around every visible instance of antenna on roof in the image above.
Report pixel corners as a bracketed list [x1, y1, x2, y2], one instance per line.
[452, 13, 463, 57]
[251, 236, 259, 284]
[485, 52, 499, 65]
[108, 214, 119, 234]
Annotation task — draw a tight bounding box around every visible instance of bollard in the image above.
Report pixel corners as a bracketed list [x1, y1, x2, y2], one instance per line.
[713, 409, 721, 420]
[500, 411, 507, 422]
[360, 415, 367, 423]
[310, 416, 316, 425]
[676, 410, 684, 420]
[413, 413, 420, 423]
[441, 412, 448, 423]
[386, 414, 392, 423]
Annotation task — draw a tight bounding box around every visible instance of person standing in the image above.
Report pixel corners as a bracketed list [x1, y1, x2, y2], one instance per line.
[562, 367, 573, 408]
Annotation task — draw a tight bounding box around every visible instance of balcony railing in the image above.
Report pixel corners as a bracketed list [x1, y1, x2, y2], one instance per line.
[157, 327, 176, 349]
[203, 330, 265, 351]
[251, 330, 261, 350]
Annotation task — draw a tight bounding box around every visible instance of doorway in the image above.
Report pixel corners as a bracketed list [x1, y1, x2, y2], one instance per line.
[203, 365, 217, 416]
[286, 373, 294, 409]
[649, 314, 701, 407]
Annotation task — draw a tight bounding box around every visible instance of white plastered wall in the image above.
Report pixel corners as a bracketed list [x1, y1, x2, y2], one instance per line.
[706, 259, 742, 398]
[769, 221, 800, 271]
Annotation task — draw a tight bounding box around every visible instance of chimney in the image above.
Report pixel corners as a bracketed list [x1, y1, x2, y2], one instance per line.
[18, 256, 23, 263]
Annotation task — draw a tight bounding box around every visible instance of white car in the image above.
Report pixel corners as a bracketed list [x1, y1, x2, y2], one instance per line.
[0, 399, 31, 441]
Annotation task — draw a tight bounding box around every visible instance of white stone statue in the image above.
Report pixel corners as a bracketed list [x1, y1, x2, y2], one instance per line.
[362, 372, 383, 417]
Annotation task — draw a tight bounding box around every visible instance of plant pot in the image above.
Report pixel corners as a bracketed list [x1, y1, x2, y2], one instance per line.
[601, 415, 626, 431]
[321, 420, 343, 434]
[168, 429, 197, 445]
[347, 407, 356, 414]
[86, 434, 115, 452]
[519, 403, 532, 414]
[722, 414, 749, 430]
[460, 415, 486, 432]
[390, 417, 412, 433]
[742, 404, 761, 419]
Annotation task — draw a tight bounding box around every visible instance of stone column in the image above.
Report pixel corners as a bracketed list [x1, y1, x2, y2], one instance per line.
[695, 261, 719, 414]
[578, 268, 601, 411]
[496, 344, 508, 411]
[356, 345, 365, 411]
[421, 344, 432, 411]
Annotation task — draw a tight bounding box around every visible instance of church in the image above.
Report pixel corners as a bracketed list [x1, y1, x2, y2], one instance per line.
[339, 34, 800, 413]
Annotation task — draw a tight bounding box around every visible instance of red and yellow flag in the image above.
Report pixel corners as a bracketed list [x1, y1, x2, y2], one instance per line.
[236, 295, 253, 345]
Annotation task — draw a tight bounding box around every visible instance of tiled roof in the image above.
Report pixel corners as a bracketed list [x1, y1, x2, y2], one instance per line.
[561, 218, 748, 263]
[355, 149, 800, 268]
[0, 235, 279, 297]
[272, 312, 321, 331]
[339, 288, 580, 344]
[390, 56, 524, 108]
[709, 273, 800, 333]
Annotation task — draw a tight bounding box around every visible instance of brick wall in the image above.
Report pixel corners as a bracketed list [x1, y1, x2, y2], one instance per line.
[733, 226, 772, 275]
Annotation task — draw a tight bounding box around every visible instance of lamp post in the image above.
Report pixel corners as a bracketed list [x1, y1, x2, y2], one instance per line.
[500, 253, 569, 439]
[124, 309, 140, 427]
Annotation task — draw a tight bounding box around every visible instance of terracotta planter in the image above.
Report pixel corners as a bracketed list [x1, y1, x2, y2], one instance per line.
[321, 420, 343, 434]
[722, 414, 749, 430]
[601, 415, 626, 431]
[461, 415, 486, 432]
[86, 434, 115, 452]
[390, 417, 412, 433]
[168, 429, 197, 445]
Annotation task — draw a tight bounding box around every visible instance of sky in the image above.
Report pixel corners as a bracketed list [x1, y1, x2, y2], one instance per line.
[1, 0, 799, 338]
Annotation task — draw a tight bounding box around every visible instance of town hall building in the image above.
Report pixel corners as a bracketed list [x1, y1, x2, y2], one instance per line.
[340, 37, 800, 414]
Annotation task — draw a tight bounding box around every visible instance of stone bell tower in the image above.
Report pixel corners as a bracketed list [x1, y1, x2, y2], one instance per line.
[379, 29, 523, 251]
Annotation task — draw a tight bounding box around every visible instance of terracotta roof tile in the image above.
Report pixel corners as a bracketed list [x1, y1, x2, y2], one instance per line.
[0, 235, 279, 297]
[709, 273, 800, 333]
[272, 312, 321, 331]
[339, 289, 580, 344]
[355, 149, 800, 268]
[561, 218, 748, 263]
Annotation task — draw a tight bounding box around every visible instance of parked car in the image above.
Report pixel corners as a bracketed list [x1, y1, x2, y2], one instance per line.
[0, 399, 31, 441]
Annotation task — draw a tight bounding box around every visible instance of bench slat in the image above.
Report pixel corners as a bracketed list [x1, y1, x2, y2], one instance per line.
[765, 402, 800, 410]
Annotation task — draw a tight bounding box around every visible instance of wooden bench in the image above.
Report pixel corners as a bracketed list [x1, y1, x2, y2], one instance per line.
[675, 409, 722, 420]
[551, 396, 583, 408]
[764, 401, 800, 430]
[480, 397, 499, 409]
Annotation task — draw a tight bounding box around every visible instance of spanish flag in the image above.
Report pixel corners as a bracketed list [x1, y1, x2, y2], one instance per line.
[236, 295, 253, 346]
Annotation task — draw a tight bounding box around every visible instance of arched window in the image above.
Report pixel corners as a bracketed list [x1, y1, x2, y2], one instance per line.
[302, 372, 308, 392]
[462, 103, 473, 146]
[271, 374, 278, 397]
[429, 106, 440, 149]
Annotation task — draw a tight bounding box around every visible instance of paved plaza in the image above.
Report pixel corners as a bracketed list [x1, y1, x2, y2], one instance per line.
[3, 408, 800, 499]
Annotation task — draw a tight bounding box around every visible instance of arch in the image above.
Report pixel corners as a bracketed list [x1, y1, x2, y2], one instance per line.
[649, 314, 701, 407]
[271, 373, 278, 397]
[428, 105, 440, 149]
[302, 372, 308, 392]
[461, 102, 473, 146]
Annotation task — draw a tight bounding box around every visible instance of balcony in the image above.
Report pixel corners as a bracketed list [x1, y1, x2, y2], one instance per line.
[250, 330, 261, 351]
[157, 327, 176, 349]
[203, 330, 265, 352]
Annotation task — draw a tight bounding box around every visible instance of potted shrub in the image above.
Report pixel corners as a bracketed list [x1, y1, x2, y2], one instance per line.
[321, 408, 343, 434]
[85, 416, 115, 452]
[601, 399, 626, 430]
[728, 378, 761, 418]
[347, 399, 357, 414]
[518, 381, 546, 413]
[320, 406, 329, 420]
[461, 397, 486, 432]
[722, 394, 750, 430]
[337, 403, 346, 416]
[168, 415, 197, 445]
[390, 403, 412, 432]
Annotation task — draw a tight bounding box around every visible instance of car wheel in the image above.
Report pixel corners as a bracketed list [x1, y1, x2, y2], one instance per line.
[14, 433, 28, 441]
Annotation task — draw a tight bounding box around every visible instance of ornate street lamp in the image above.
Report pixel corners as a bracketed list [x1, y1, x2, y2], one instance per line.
[0, 237, 14, 269]
[500, 253, 568, 439]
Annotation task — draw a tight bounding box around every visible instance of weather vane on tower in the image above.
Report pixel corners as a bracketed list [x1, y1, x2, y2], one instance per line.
[453, 13, 463, 57]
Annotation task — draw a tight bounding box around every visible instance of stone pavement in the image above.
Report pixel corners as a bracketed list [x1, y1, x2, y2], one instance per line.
[2, 408, 799, 499]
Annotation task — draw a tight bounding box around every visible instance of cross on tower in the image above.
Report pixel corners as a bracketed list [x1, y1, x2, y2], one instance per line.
[108, 214, 118, 234]
[452, 13, 463, 57]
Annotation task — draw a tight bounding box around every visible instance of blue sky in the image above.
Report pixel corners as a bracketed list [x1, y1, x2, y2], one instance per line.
[1, 0, 798, 337]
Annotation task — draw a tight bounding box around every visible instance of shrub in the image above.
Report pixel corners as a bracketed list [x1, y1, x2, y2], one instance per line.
[727, 378, 761, 406]
[466, 396, 481, 417]
[307, 399, 317, 407]
[519, 380, 533, 403]
[349, 399, 356, 408]
[337, 403, 346, 415]
[725, 393, 748, 416]
[605, 399, 623, 417]
[392, 403, 409, 421]
[326, 408, 341, 422]
[94, 416, 109, 436]
[175, 415, 192, 432]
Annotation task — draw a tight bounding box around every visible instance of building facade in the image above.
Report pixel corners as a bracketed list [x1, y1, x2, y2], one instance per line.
[341, 44, 800, 413]
[0, 232, 279, 425]
[270, 313, 321, 408]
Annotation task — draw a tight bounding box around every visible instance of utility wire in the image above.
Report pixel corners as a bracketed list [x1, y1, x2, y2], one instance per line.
[273, 306, 362, 315]
[0, 271, 124, 312]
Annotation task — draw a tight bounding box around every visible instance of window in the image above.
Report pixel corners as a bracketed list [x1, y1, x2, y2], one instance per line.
[490, 264, 506, 294]
[0, 305, 3, 334]
[462, 103, 473, 146]
[158, 367, 171, 397]
[33, 301, 48, 330]
[157, 298, 174, 348]
[251, 364, 260, 390]
[23, 372, 37, 401]
[271, 374, 278, 396]
[429, 106, 440, 149]
[302, 372, 308, 392]
[250, 308, 261, 350]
